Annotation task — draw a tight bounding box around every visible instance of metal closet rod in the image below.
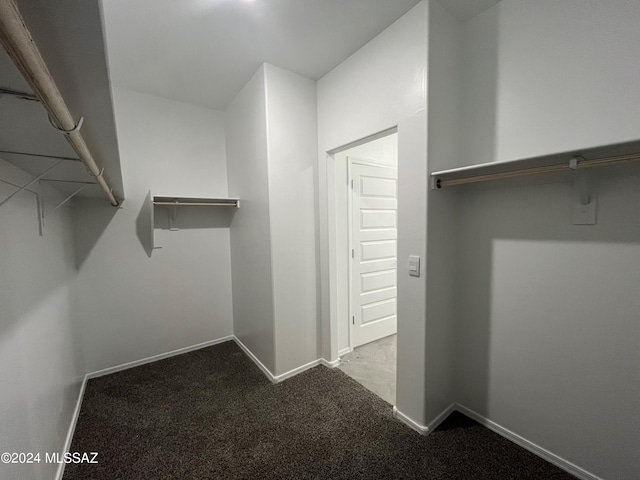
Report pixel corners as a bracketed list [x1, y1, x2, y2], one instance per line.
[0, 0, 119, 206]
[435, 151, 640, 188]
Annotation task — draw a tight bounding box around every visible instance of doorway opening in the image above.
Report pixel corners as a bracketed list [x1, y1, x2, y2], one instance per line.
[331, 129, 398, 405]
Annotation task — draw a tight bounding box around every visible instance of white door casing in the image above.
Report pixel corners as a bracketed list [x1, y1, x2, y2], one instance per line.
[349, 159, 398, 348]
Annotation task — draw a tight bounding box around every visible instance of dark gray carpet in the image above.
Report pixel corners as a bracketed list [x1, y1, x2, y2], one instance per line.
[64, 341, 576, 479]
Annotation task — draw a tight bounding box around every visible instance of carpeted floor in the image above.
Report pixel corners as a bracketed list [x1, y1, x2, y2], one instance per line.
[64, 341, 576, 479]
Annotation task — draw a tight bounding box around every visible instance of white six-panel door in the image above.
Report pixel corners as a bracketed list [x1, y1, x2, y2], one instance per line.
[349, 159, 398, 348]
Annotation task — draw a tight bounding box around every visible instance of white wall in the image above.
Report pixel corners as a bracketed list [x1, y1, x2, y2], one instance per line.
[226, 66, 276, 373]
[422, 0, 462, 422]
[333, 133, 398, 354]
[454, 179, 640, 479]
[72, 88, 234, 373]
[264, 64, 319, 375]
[317, 1, 431, 424]
[0, 160, 83, 480]
[460, 0, 640, 166]
[451, 1, 640, 478]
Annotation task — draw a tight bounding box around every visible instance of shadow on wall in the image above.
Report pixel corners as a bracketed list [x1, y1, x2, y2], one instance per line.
[135, 191, 154, 258]
[135, 192, 236, 258]
[453, 172, 640, 430]
[71, 197, 119, 268]
[153, 206, 235, 231]
[0, 169, 86, 480]
[459, 5, 499, 167]
[450, 4, 500, 415]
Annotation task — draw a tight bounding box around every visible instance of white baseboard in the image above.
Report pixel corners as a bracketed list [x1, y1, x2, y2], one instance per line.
[232, 336, 277, 382]
[273, 358, 322, 382]
[87, 335, 235, 379]
[320, 357, 340, 368]
[393, 406, 429, 434]
[233, 336, 338, 382]
[56, 376, 88, 480]
[393, 403, 455, 436]
[338, 347, 352, 356]
[454, 404, 602, 480]
[426, 403, 457, 432]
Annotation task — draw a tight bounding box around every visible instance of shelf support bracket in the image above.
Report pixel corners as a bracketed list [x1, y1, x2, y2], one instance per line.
[42, 183, 88, 223]
[0, 160, 64, 208]
[169, 200, 179, 231]
[570, 157, 596, 225]
[0, 177, 43, 235]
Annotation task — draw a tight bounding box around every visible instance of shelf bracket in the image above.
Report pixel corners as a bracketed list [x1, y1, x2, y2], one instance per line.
[42, 183, 88, 224]
[0, 177, 43, 235]
[570, 158, 596, 225]
[0, 160, 64, 208]
[169, 200, 179, 231]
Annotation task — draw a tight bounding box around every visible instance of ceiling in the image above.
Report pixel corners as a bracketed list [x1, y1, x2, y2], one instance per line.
[103, 0, 424, 110]
[438, 0, 501, 21]
[1, 0, 501, 201]
[104, 0, 501, 110]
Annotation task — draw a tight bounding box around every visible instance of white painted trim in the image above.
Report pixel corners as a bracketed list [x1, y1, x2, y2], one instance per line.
[319, 357, 341, 368]
[347, 157, 355, 353]
[273, 359, 323, 382]
[454, 404, 603, 480]
[87, 335, 235, 379]
[326, 128, 400, 365]
[426, 403, 457, 432]
[55, 376, 88, 480]
[393, 404, 455, 436]
[393, 406, 428, 434]
[233, 336, 339, 382]
[232, 336, 277, 382]
[338, 347, 352, 357]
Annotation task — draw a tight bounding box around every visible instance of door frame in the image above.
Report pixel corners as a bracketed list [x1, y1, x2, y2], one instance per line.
[325, 126, 398, 358]
[347, 157, 398, 352]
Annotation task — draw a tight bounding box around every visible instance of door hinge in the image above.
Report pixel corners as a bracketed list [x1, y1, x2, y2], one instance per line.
[351, 248, 354, 258]
[352, 316, 355, 325]
[351, 179, 354, 189]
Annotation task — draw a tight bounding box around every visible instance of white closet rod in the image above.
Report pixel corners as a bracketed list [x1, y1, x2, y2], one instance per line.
[436, 152, 640, 188]
[0, 0, 119, 206]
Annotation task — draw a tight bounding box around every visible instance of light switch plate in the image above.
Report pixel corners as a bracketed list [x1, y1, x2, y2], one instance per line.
[408, 255, 420, 277]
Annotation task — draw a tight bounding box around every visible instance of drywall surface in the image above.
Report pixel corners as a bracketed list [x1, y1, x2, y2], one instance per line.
[0, 160, 83, 480]
[422, 0, 462, 421]
[334, 133, 398, 354]
[450, 2, 640, 477]
[454, 178, 640, 479]
[72, 88, 233, 373]
[264, 64, 318, 375]
[317, 1, 429, 424]
[226, 66, 276, 373]
[460, 0, 640, 166]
